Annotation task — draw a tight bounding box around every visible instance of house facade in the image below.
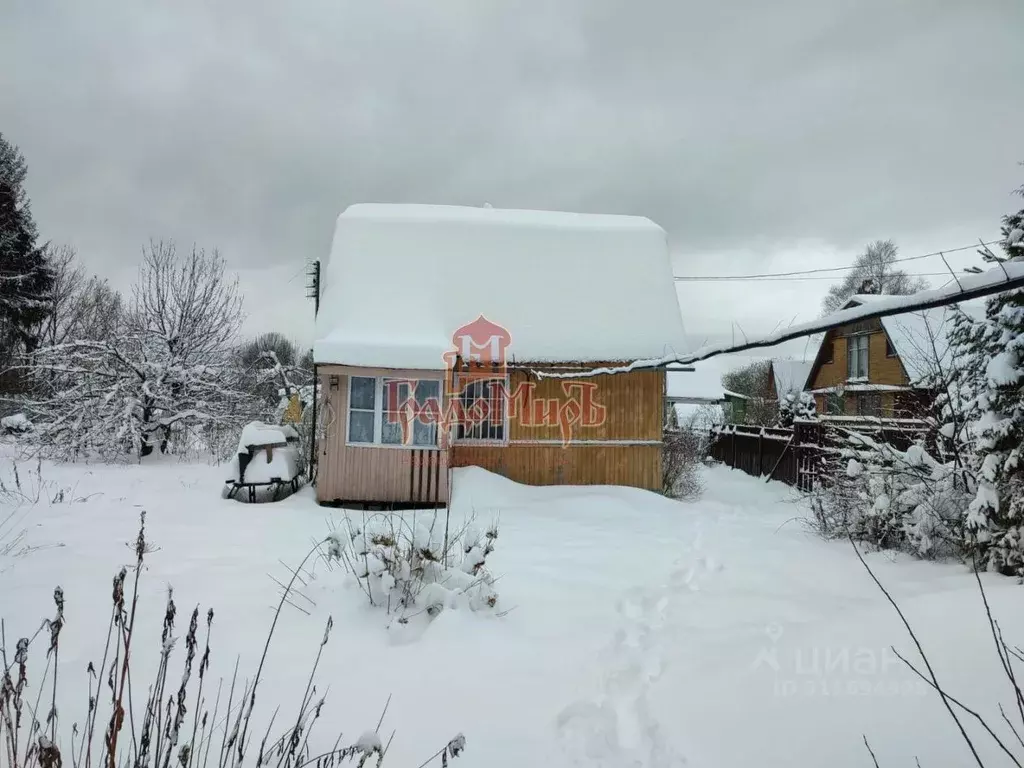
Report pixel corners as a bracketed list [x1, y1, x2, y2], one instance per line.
[311, 204, 689, 506]
[804, 294, 965, 420]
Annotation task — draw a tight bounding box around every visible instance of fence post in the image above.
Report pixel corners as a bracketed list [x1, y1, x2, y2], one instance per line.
[732, 429, 738, 468]
[757, 431, 764, 476]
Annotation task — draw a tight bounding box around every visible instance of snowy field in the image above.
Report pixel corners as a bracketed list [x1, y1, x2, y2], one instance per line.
[3, 453, 1024, 768]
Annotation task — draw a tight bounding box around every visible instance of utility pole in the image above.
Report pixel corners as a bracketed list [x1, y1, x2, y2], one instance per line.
[306, 260, 321, 316]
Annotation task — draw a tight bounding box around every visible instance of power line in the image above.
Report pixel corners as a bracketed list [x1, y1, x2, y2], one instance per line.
[673, 240, 1001, 282]
[678, 271, 955, 283]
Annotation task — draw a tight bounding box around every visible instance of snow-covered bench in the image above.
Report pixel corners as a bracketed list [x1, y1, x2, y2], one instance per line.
[224, 422, 304, 502]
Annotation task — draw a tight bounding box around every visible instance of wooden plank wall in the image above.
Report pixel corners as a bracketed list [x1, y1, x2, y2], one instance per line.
[449, 444, 661, 489]
[506, 367, 663, 441]
[316, 372, 449, 504]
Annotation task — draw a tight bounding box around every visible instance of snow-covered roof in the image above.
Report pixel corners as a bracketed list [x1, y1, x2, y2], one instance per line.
[666, 356, 757, 402]
[313, 204, 689, 368]
[770, 359, 813, 399]
[843, 296, 986, 386]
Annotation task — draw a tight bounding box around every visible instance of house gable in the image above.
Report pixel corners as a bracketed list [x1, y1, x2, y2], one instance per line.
[804, 312, 913, 417]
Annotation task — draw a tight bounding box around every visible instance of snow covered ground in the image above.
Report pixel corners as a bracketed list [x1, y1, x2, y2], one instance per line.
[2, 452, 1023, 767]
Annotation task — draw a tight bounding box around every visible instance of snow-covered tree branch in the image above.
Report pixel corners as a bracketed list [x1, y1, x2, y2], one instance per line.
[22, 241, 256, 460]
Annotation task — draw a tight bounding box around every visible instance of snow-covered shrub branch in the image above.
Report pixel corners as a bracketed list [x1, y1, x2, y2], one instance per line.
[662, 416, 704, 500]
[326, 512, 500, 622]
[839, 434, 972, 558]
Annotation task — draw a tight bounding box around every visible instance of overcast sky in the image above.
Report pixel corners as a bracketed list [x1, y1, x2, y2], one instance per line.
[2, 0, 1022, 357]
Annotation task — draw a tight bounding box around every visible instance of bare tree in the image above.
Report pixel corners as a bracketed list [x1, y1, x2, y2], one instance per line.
[31, 244, 122, 348]
[821, 240, 929, 315]
[236, 332, 312, 408]
[24, 241, 256, 459]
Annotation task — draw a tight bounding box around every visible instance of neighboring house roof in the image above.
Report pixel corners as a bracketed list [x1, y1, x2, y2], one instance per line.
[313, 204, 689, 368]
[770, 359, 813, 399]
[665, 356, 753, 403]
[841, 295, 986, 386]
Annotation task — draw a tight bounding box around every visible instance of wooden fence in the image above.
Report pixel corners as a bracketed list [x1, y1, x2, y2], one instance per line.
[709, 424, 798, 485]
[710, 417, 933, 492]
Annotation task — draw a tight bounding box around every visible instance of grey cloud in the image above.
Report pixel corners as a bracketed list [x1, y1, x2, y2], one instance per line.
[2, 0, 1021, 341]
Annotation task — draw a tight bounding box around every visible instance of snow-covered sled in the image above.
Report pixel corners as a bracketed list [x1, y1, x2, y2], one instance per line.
[224, 422, 304, 502]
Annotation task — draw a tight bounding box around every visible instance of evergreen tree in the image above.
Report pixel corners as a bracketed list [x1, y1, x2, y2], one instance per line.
[965, 182, 1024, 575]
[0, 132, 53, 354]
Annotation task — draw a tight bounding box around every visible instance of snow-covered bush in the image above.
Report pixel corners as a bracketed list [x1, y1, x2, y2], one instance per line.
[809, 433, 971, 559]
[776, 390, 816, 428]
[662, 425, 704, 500]
[327, 512, 500, 621]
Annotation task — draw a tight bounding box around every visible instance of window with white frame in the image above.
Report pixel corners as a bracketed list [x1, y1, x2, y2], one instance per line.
[454, 376, 507, 442]
[348, 376, 377, 443]
[847, 334, 869, 380]
[347, 376, 441, 447]
[383, 379, 440, 446]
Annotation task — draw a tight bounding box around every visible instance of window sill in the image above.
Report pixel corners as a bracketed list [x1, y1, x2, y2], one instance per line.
[346, 442, 441, 451]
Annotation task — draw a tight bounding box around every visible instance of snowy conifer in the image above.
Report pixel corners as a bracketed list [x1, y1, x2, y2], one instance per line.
[0, 133, 53, 355]
[776, 390, 816, 428]
[935, 305, 987, 477]
[965, 185, 1024, 575]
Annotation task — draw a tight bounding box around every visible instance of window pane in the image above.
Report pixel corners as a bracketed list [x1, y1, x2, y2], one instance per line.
[348, 411, 374, 443]
[384, 379, 411, 403]
[454, 377, 505, 441]
[350, 377, 376, 410]
[413, 420, 437, 446]
[381, 418, 404, 445]
[416, 380, 440, 405]
[867, 394, 881, 417]
[847, 336, 869, 379]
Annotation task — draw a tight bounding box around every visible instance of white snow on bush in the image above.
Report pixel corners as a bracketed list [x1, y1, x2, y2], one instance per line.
[326, 501, 500, 625]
